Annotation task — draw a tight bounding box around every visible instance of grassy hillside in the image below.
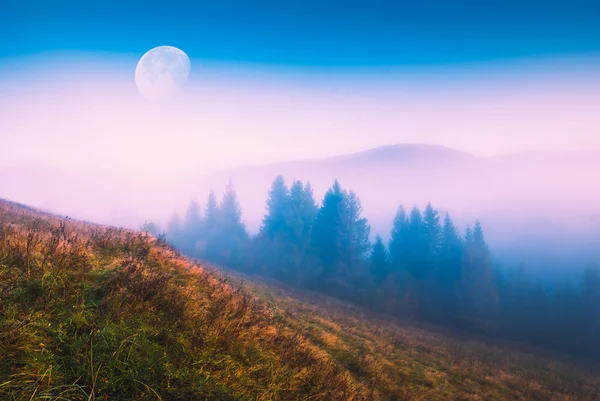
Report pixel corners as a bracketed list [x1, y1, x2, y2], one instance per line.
[243, 278, 600, 400]
[0, 200, 355, 400]
[1, 198, 600, 400]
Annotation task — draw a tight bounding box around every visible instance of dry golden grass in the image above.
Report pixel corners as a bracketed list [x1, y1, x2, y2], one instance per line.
[0, 199, 361, 400]
[239, 275, 600, 401]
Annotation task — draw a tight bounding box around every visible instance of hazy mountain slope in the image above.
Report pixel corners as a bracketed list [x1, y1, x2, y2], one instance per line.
[191, 144, 483, 232]
[2, 198, 600, 400]
[192, 144, 600, 224]
[192, 145, 600, 272]
[1, 144, 599, 271]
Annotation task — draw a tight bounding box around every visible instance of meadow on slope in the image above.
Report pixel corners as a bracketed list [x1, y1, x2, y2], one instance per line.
[0, 199, 354, 400]
[244, 276, 600, 400]
[1, 199, 599, 400]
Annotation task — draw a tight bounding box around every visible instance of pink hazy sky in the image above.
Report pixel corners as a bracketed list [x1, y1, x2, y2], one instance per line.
[1, 52, 600, 176]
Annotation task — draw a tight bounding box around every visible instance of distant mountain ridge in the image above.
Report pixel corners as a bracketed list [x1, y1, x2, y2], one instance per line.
[336, 143, 477, 163]
[216, 143, 479, 176]
[203, 143, 600, 183]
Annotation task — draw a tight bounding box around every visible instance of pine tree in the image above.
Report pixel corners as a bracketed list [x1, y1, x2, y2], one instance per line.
[385, 205, 416, 312]
[439, 212, 462, 281]
[473, 220, 488, 252]
[422, 202, 442, 271]
[256, 176, 292, 279]
[182, 198, 202, 255]
[464, 226, 473, 244]
[405, 206, 427, 279]
[458, 220, 497, 330]
[341, 190, 371, 272]
[310, 181, 371, 299]
[204, 190, 219, 234]
[167, 212, 183, 248]
[278, 180, 318, 285]
[287, 180, 318, 244]
[261, 175, 290, 238]
[288, 180, 306, 244]
[184, 199, 202, 230]
[312, 180, 345, 278]
[388, 206, 409, 272]
[220, 180, 244, 231]
[435, 212, 464, 321]
[197, 190, 219, 261]
[370, 235, 390, 285]
[301, 182, 318, 242]
[216, 180, 249, 268]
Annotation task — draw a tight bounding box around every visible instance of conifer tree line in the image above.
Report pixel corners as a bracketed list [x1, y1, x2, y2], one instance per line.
[162, 176, 600, 358]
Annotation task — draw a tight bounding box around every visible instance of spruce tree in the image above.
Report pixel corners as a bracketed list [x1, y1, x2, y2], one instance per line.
[198, 190, 220, 261]
[167, 212, 183, 248]
[436, 212, 464, 320]
[473, 220, 488, 252]
[422, 202, 442, 273]
[440, 212, 462, 281]
[204, 190, 219, 235]
[284, 180, 319, 284]
[287, 180, 317, 244]
[220, 180, 244, 230]
[301, 182, 318, 242]
[386, 205, 416, 308]
[459, 220, 497, 330]
[370, 234, 390, 285]
[257, 176, 292, 279]
[212, 181, 249, 268]
[182, 198, 203, 255]
[421, 202, 443, 317]
[405, 206, 427, 279]
[218, 180, 248, 242]
[288, 180, 306, 244]
[388, 206, 409, 272]
[261, 175, 290, 238]
[312, 179, 345, 278]
[342, 190, 371, 272]
[464, 226, 473, 244]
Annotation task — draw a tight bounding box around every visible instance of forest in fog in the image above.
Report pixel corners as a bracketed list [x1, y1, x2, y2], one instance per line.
[160, 175, 600, 359]
[3, 145, 599, 282]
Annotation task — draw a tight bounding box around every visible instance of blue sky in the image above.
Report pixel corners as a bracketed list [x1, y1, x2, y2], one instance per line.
[3, 1, 600, 67]
[2, 0, 600, 174]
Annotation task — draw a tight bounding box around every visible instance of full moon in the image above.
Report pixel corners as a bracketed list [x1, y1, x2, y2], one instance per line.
[135, 46, 191, 101]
